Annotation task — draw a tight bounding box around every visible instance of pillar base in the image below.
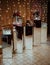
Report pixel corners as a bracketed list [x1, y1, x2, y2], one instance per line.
[12, 50, 16, 54]
[23, 47, 25, 50]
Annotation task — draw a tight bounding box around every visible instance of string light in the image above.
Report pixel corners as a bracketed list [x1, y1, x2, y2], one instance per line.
[18, 2, 20, 4]
[19, 5, 21, 7]
[8, 22, 10, 24]
[6, 10, 8, 13]
[0, 0, 48, 24]
[23, 5, 25, 7]
[27, 3, 29, 5]
[13, 4, 15, 7]
[7, 7, 10, 10]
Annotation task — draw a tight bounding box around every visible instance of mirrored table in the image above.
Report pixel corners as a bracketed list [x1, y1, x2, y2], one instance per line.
[2, 29, 12, 45]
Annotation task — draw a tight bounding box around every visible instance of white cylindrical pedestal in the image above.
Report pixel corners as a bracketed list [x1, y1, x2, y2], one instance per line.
[13, 27, 17, 51]
[24, 26, 33, 49]
[41, 23, 47, 43]
[34, 27, 41, 46]
[41, 28, 47, 43]
[17, 39, 23, 53]
[16, 27, 23, 53]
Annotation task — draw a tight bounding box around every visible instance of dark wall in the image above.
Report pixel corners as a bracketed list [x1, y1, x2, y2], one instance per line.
[47, 1, 50, 36]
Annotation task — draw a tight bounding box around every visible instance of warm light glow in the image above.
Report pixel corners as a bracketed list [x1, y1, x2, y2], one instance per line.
[23, 5, 25, 7]
[0, 0, 48, 25]
[31, 9, 33, 12]
[7, 7, 10, 10]
[19, 11, 21, 13]
[0, 14, 1, 17]
[13, 4, 15, 7]
[18, 2, 20, 4]
[24, 2, 25, 4]
[12, 2, 14, 4]
[6, 10, 8, 13]
[6, 0, 8, 3]
[7, 16, 9, 19]
[0, 8, 2, 10]
[1, 17, 3, 20]
[27, 7, 30, 9]
[27, 3, 29, 5]
[18, 0, 20, 1]
[23, 15, 25, 18]
[24, 0, 26, 1]
[23, 13, 26, 16]
[9, 22, 10, 24]
[0, 1, 1, 3]
[19, 5, 21, 7]
[7, 4, 9, 6]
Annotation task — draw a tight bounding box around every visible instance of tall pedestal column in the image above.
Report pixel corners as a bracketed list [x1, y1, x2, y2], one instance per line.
[12, 26, 17, 54]
[0, 30, 2, 54]
[41, 27, 47, 43]
[23, 26, 25, 49]
[34, 27, 41, 46]
[25, 26, 33, 49]
[41, 23, 47, 43]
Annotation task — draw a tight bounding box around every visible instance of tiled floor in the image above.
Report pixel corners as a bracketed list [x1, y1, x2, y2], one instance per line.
[1, 43, 50, 65]
[0, 27, 50, 65]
